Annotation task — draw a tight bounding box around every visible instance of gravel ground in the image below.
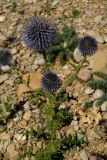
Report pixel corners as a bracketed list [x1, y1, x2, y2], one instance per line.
[0, 0, 107, 160]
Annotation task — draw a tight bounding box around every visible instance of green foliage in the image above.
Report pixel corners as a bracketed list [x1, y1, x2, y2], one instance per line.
[24, 132, 87, 160]
[89, 79, 107, 92]
[88, 71, 107, 107]
[0, 95, 15, 123]
[24, 82, 88, 160]
[46, 25, 78, 65]
[94, 71, 107, 81]
[83, 100, 93, 109]
[72, 9, 80, 17]
[95, 93, 107, 107]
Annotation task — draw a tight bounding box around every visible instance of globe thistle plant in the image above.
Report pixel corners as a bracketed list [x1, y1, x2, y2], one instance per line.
[0, 49, 12, 66]
[77, 35, 97, 56]
[41, 71, 61, 92]
[22, 17, 57, 52]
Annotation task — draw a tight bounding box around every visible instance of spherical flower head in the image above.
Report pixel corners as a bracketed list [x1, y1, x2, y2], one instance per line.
[77, 35, 97, 56]
[0, 49, 12, 66]
[22, 17, 57, 52]
[40, 71, 61, 92]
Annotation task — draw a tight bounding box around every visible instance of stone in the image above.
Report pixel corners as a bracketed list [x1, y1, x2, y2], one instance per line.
[102, 112, 107, 119]
[77, 68, 92, 81]
[0, 34, 7, 41]
[1, 65, 10, 72]
[80, 150, 88, 160]
[11, 48, 17, 55]
[73, 48, 83, 63]
[101, 101, 107, 111]
[94, 15, 103, 23]
[0, 39, 8, 47]
[23, 72, 41, 90]
[90, 156, 97, 160]
[88, 49, 107, 72]
[0, 74, 8, 84]
[7, 143, 18, 160]
[1, 132, 11, 140]
[36, 141, 42, 149]
[85, 87, 94, 95]
[86, 30, 104, 43]
[23, 110, 31, 121]
[93, 89, 104, 99]
[104, 35, 107, 42]
[38, 58, 45, 65]
[17, 84, 31, 96]
[13, 114, 20, 121]
[34, 54, 45, 66]
[59, 103, 66, 109]
[51, 0, 59, 7]
[0, 141, 3, 152]
[88, 129, 101, 139]
[0, 15, 6, 22]
[14, 133, 26, 141]
[62, 64, 71, 75]
[23, 101, 30, 109]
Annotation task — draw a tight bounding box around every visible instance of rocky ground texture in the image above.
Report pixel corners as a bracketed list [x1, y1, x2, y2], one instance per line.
[0, 0, 107, 160]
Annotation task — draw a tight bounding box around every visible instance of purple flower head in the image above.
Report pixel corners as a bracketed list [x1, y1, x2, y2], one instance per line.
[77, 35, 97, 56]
[0, 49, 12, 66]
[22, 17, 57, 52]
[41, 71, 61, 92]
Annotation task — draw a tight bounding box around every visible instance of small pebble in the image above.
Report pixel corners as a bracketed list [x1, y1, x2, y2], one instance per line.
[13, 114, 20, 122]
[85, 87, 94, 95]
[101, 101, 107, 112]
[1, 65, 10, 72]
[0, 15, 6, 22]
[80, 150, 88, 160]
[93, 89, 104, 99]
[0, 74, 8, 84]
[23, 110, 31, 121]
[104, 35, 107, 42]
[77, 68, 92, 81]
[73, 48, 83, 63]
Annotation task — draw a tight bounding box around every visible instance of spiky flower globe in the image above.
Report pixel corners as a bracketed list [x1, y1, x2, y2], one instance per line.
[22, 17, 57, 52]
[41, 71, 61, 92]
[78, 35, 97, 56]
[0, 49, 12, 66]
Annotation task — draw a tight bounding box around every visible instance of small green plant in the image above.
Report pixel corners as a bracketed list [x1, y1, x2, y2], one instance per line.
[0, 95, 15, 124]
[83, 100, 93, 109]
[23, 79, 88, 159]
[72, 9, 80, 17]
[46, 25, 78, 65]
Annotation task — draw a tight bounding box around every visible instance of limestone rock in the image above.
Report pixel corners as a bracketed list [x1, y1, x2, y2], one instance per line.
[93, 89, 104, 99]
[23, 72, 41, 90]
[80, 150, 88, 160]
[1, 65, 10, 72]
[7, 143, 18, 160]
[17, 84, 31, 96]
[86, 30, 104, 43]
[73, 48, 84, 63]
[0, 74, 8, 84]
[77, 68, 92, 81]
[23, 110, 31, 121]
[88, 49, 107, 72]
[0, 39, 8, 47]
[0, 15, 6, 22]
[94, 15, 103, 23]
[85, 87, 94, 95]
[101, 101, 107, 112]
